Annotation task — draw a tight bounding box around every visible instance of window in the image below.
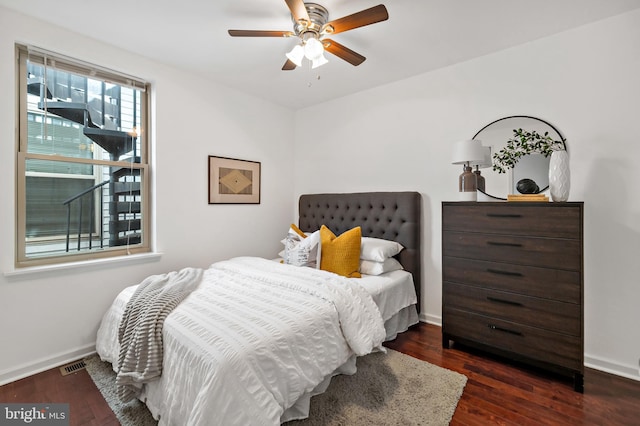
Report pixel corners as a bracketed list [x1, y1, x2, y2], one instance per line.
[16, 45, 151, 267]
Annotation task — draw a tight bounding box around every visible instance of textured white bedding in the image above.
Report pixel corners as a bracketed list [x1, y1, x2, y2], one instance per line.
[359, 269, 417, 322]
[97, 257, 416, 425]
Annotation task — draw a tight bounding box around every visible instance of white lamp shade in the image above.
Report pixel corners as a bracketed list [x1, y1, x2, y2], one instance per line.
[470, 145, 492, 169]
[286, 45, 304, 67]
[311, 53, 328, 69]
[304, 38, 324, 61]
[452, 139, 485, 165]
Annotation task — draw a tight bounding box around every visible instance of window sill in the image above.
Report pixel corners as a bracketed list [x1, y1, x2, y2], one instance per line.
[3, 252, 162, 278]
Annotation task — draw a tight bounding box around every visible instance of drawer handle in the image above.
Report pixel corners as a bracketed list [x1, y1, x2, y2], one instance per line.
[487, 213, 522, 218]
[486, 296, 523, 307]
[488, 324, 522, 336]
[487, 268, 523, 277]
[487, 241, 522, 247]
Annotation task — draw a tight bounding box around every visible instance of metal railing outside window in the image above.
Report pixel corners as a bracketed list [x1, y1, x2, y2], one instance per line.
[16, 44, 151, 267]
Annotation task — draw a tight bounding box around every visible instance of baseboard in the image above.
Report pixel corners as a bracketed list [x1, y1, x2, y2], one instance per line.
[417, 318, 640, 382]
[585, 354, 640, 382]
[419, 312, 441, 326]
[0, 343, 96, 386]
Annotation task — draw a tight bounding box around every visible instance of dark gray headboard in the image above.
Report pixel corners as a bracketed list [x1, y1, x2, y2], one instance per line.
[298, 191, 422, 312]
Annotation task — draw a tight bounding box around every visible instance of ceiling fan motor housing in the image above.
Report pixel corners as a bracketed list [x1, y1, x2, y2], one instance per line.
[293, 3, 330, 38]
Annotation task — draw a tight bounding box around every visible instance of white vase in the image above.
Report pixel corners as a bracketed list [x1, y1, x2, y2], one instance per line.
[549, 150, 570, 202]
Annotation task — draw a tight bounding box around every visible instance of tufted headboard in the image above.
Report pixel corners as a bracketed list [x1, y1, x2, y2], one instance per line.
[298, 191, 422, 312]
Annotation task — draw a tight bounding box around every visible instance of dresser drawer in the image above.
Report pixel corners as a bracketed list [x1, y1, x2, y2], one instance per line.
[443, 256, 581, 303]
[443, 231, 581, 270]
[443, 308, 582, 371]
[442, 204, 582, 239]
[444, 282, 581, 336]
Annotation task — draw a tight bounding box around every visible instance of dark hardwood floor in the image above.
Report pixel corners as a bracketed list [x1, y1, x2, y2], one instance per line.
[1, 322, 639, 425]
[387, 323, 640, 425]
[0, 360, 119, 425]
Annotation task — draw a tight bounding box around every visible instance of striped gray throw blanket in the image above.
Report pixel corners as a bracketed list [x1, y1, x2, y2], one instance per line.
[116, 267, 203, 402]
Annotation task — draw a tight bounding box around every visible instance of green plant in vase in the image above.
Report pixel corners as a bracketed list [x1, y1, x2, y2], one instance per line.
[492, 128, 565, 174]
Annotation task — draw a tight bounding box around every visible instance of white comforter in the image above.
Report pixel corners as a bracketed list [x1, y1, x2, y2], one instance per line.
[96, 257, 386, 425]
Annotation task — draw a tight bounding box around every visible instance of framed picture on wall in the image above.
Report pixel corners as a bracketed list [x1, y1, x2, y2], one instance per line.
[208, 156, 261, 204]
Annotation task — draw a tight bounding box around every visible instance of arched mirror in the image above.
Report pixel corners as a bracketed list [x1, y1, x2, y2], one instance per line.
[473, 115, 566, 200]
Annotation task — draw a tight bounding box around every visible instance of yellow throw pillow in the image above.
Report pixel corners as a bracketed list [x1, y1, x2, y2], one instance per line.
[319, 225, 362, 278]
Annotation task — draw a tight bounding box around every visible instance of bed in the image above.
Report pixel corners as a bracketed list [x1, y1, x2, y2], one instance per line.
[95, 191, 422, 425]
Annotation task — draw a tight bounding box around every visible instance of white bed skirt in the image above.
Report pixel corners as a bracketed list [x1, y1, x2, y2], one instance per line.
[280, 304, 419, 423]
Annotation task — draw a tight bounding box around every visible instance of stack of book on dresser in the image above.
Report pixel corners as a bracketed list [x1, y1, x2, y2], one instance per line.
[507, 193, 549, 202]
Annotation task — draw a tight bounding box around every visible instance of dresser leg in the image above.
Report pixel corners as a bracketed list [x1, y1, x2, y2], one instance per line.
[573, 372, 584, 393]
[442, 334, 450, 349]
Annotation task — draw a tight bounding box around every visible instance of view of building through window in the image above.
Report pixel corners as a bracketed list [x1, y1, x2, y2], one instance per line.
[17, 46, 150, 265]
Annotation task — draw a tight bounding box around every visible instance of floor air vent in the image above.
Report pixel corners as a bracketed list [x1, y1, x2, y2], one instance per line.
[59, 360, 86, 376]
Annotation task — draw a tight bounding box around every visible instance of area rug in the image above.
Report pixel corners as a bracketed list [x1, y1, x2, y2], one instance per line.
[84, 356, 157, 426]
[85, 349, 467, 426]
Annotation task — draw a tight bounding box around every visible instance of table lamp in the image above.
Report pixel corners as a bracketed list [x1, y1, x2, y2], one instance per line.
[452, 139, 486, 201]
[470, 145, 492, 192]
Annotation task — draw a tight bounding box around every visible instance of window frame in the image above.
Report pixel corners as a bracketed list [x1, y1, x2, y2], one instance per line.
[15, 44, 152, 268]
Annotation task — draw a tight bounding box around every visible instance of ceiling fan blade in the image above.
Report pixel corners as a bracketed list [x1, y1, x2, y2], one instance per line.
[228, 30, 294, 37]
[322, 39, 366, 66]
[282, 59, 297, 71]
[322, 4, 388, 35]
[284, 0, 310, 23]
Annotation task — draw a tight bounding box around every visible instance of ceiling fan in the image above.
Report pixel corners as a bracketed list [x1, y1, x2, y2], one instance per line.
[228, 1, 388, 70]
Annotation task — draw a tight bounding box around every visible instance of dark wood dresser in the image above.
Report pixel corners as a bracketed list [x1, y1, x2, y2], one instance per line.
[442, 201, 584, 391]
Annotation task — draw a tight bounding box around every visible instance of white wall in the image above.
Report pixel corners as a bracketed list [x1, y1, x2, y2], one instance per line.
[2, 5, 639, 386]
[0, 8, 296, 384]
[294, 10, 640, 380]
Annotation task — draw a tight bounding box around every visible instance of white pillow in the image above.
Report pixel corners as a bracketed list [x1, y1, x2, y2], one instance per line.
[360, 257, 404, 276]
[278, 230, 314, 258]
[282, 227, 321, 268]
[360, 237, 404, 262]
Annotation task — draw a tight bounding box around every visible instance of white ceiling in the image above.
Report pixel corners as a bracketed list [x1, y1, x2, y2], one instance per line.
[2, 0, 640, 109]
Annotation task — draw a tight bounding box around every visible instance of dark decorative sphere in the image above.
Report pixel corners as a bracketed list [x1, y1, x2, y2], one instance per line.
[516, 178, 540, 194]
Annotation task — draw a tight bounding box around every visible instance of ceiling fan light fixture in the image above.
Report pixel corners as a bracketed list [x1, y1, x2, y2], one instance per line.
[304, 37, 324, 61]
[286, 44, 305, 67]
[311, 54, 328, 69]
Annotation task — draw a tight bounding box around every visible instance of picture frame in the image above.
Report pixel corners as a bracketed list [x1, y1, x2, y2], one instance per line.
[208, 156, 261, 204]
